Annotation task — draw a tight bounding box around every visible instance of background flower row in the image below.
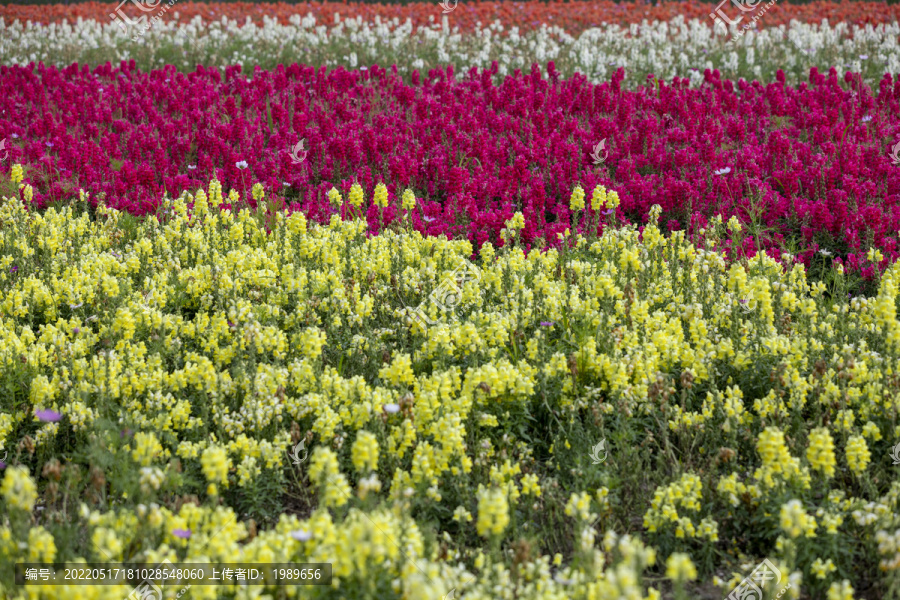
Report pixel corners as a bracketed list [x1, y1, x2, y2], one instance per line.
[2, 0, 900, 33]
[1, 14, 898, 86]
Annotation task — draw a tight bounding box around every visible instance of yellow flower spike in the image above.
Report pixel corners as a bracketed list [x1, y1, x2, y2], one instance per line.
[806, 427, 836, 479]
[328, 186, 344, 208]
[476, 485, 509, 538]
[351, 431, 380, 473]
[846, 435, 871, 476]
[201, 445, 231, 487]
[780, 499, 815, 539]
[1, 466, 37, 512]
[607, 190, 621, 209]
[826, 580, 854, 600]
[252, 183, 265, 202]
[401, 189, 416, 211]
[348, 183, 364, 208]
[10, 164, 23, 184]
[373, 182, 389, 208]
[665, 553, 697, 582]
[569, 185, 585, 211]
[590, 185, 607, 210]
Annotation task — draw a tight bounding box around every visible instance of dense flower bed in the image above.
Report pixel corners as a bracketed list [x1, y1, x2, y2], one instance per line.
[2, 14, 899, 86]
[2, 61, 900, 274]
[0, 177, 899, 598]
[2, 0, 900, 32]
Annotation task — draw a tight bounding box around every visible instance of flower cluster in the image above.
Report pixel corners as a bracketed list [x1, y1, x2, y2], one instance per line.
[1, 10, 899, 89]
[0, 177, 898, 596]
[2, 54, 900, 272]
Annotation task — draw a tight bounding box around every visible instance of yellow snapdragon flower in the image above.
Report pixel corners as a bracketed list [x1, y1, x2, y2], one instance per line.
[569, 185, 585, 211]
[201, 445, 231, 487]
[401, 189, 416, 210]
[846, 435, 870, 476]
[351, 431, 380, 473]
[373, 183, 388, 208]
[1, 466, 37, 512]
[806, 427, 836, 479]
[665, 553, 697, 582]
[476, 485, 509, 538]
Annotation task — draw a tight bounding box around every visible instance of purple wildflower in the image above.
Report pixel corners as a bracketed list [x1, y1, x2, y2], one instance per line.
[35, 409, 62, 422]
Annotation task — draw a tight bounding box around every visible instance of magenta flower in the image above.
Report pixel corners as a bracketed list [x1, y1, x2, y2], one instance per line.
[0, 62, 896, 273]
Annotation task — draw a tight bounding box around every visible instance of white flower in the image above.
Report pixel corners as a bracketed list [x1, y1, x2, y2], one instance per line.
[423, 216, 436, 223]
[291, 530, 312, 541]
[714, 167, 731, 176]
[236, 161, 249, 169]
[383, 403, 401, 414]
[862, 116, 873, 122]
[187, 165, 197, 170]
[818, 249, 833, 257]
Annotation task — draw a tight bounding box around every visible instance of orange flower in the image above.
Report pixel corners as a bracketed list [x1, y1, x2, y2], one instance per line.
[2, 1, 897, 34]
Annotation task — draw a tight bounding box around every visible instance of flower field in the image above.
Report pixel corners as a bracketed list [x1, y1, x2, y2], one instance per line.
[2, 2, 900, 600]
[3, 57, 900, 277]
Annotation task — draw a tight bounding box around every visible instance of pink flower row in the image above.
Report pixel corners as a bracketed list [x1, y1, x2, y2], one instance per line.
[2, 60, 899, 273]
